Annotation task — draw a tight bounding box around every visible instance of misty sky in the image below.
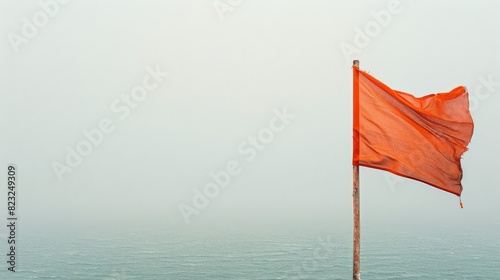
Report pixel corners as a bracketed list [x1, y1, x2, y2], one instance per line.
[1, 0, 499, 234]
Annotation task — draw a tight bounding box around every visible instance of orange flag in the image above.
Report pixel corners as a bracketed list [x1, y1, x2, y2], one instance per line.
[353, 66, 474, 196]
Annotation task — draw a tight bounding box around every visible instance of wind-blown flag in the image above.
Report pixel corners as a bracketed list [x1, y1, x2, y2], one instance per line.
[352, 67, 474, 196]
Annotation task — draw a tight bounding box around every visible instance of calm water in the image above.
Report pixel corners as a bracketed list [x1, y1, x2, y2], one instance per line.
[1, 227, 499, 279]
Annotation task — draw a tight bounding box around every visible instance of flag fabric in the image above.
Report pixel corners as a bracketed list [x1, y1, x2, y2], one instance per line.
[352, 67, 474, 196]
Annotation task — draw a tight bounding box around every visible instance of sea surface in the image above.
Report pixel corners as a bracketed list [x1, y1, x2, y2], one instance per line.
[0, 227, 498, 279]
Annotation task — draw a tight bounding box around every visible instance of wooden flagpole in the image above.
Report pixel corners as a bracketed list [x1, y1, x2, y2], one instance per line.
[352, 59, 360, 280]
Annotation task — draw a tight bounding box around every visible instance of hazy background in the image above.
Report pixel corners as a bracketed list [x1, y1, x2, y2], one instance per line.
[1, 0, 499, 236]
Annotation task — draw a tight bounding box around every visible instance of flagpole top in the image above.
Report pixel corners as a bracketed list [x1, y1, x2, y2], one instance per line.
[353, 60, 359, 67]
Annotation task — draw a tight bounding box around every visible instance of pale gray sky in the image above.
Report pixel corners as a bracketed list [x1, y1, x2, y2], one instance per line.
[1, 0, 499, 234]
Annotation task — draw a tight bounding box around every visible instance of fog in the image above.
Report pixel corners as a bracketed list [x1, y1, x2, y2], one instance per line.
[1, 0, 499, 235]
